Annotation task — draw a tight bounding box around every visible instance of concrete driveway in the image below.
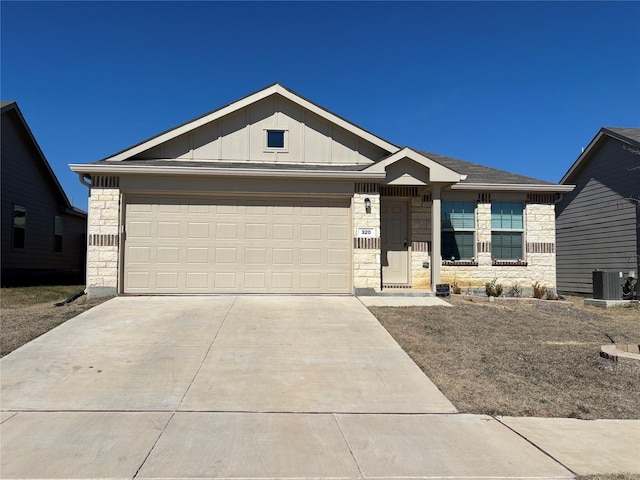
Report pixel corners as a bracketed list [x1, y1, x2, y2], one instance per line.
[1, 296, 577, 479]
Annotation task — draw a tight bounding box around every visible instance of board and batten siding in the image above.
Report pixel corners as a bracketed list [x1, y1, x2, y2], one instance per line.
[1, 107, 86, 283]
[556, 136, 640, 295]
[134, 95, 388, 165]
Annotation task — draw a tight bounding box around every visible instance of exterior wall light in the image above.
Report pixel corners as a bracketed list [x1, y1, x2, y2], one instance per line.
[364, 197, 371, 214]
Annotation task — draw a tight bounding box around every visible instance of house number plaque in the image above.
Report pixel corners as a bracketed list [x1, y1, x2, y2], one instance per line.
[357, 227, 376, 238]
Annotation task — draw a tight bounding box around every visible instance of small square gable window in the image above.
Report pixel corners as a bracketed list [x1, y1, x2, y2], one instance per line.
[266, 130, 286, 149]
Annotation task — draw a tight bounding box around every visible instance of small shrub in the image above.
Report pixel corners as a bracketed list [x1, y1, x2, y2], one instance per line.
[451, 278, 462, 294]
[508, 282, 523, 298]
[485, 277, 503, 297]
[532, 281, 547, 299]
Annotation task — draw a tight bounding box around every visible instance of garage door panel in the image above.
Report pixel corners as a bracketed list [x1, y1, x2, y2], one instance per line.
[187, 248, 209, 264]
[186, 272, 208, 288]
[301, 225, 322, 240]
[127, 271, 149, 289]
[300, 273, 321, 289]
[127, 246, 150, 263]
[156, 272, 179, 289]
[245, 224, 267, 239]
[158, 203, 181, 213]
[245, 248, 266, 264]
[328, 273, 349, 290]
[157, 247, 179, 264]
[124, 196, 351, 293]
[328, 225, 349, 240]
[215, 248, 237, 264]
[158, 222, 180, 238]
[244, 272, 266, 289]
[128, 221, 151, 238]
[328, 249, 348, 265]
[187, 222, 209, 238]
[273, 224, 294, 239]
[273, 248, 294, 265]
[272, 272, 294, 289]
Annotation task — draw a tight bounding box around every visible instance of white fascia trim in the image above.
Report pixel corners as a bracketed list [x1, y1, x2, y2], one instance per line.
[449, 183, 576, 193]
[69, 163, 386, 180]
[104, 84, 399, 162]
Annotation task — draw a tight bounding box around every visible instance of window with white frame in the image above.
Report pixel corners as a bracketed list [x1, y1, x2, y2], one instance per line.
[491, 202, 524, 260]
[441, 201, 475, 260]
[265, 129, 287, 150]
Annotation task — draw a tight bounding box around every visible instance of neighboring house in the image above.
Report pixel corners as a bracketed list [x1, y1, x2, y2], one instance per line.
[556, 127, 640, 297]
[69, 84, 573, 298]
[1, 101, 87, 286]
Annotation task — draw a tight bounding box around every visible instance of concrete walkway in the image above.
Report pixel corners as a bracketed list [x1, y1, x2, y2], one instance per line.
[1, 296, 638, 479]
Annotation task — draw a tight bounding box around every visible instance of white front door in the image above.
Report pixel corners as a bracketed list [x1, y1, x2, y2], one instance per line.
[381, 199, 409, 285]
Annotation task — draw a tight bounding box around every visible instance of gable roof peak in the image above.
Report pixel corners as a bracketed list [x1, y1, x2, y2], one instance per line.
[1, 101, 82, 213]
[561, 126, 640, 184]
[98, 83, 398, 163]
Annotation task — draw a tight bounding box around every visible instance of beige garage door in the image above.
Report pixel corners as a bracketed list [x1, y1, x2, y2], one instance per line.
[123, 195, 352, 294]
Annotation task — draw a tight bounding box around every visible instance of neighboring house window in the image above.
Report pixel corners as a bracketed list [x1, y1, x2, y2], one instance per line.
[13, 205, 26, 249]
[491, 202, 524, 259]
[54, 215, 63, 253]
[441, 201, 475, 260]
[266, 129, 286, 149]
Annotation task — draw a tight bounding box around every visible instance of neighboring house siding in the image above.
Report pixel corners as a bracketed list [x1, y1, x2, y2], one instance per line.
[1, 105, 86, 285]
[556, 137, 640, 295]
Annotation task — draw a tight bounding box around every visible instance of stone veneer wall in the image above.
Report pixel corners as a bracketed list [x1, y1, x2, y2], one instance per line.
[439, 201, 558, 294]
[410, 197, 431, 289]
[86, 176, 121, 298]
[352, 190, 381, 292]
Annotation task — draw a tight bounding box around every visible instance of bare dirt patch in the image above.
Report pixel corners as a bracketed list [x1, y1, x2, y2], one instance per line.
[1, 285, 108, 357]
[371, 295, 639, 419]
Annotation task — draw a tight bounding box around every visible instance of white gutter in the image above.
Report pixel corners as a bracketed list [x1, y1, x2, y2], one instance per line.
[449, 183, 576, 193]
[69, 163, 386, 180]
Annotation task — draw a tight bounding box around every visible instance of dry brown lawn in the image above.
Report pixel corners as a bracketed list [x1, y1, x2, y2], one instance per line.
[371, 295, 639, 420]
[1, 285, 108, 357]
[577, 475, 640, 480]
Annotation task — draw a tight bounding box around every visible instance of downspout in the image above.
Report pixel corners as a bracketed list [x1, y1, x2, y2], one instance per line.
[76, 173, 91, 296]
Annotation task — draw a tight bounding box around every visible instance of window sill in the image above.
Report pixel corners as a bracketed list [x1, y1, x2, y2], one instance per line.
[442, 260, 478, 267]
[492, 260, 528, 267]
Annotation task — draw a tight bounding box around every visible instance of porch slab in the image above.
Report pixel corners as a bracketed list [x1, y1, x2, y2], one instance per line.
[584, 298, 638, 308]
[359, 295, 451, 307]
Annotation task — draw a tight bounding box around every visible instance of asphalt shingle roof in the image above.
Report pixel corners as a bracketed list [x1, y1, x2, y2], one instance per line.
[416, 150, 555, 185]
[603, 127, 640, 145]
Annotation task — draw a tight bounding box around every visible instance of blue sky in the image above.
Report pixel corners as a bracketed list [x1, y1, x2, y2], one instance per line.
[2, 1, 639, 211]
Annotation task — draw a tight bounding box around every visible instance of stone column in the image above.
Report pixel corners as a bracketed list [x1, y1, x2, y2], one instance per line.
[431, 184, 441, 289]
[352, 192, 381, 293]
[86, 176, 121, 299]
